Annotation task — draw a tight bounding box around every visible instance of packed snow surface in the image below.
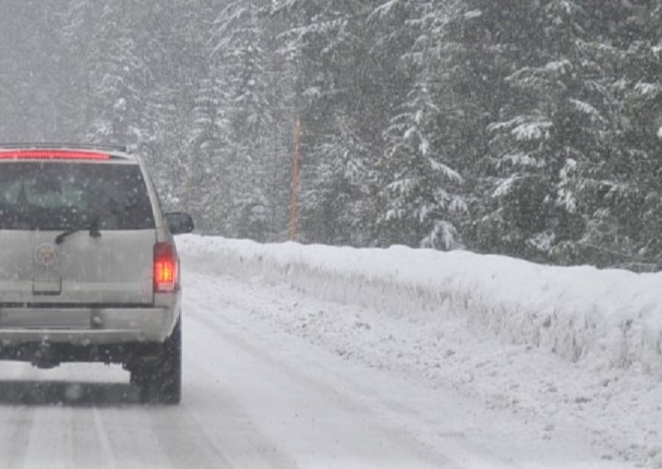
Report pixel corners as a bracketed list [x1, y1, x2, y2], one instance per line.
[179, 235, 662, 378]
[179, 235, 662, 468]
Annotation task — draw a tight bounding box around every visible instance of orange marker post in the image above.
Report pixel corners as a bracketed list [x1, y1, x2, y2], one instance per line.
[290, 116, 301, 241]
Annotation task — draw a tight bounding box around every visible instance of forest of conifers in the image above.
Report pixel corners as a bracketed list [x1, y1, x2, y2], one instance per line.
[1, 1, 662, 269]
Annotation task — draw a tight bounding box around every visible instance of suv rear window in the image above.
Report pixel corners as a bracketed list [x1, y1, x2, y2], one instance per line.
[0, 162, 155, 231]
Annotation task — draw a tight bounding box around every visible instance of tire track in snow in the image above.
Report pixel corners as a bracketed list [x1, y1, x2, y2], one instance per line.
[143, 383, 297, 469]
[146, 403, 234, 469]
[159, 317, 301, 469]
[182, 362, 301, 469]
[3, 405, 35, 469]
[92, 407, 117, 469]
[184, 290, 454, 469]
[0, 365, 40, 469]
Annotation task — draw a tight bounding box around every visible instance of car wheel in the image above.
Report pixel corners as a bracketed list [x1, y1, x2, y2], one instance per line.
[135, 318, 182, 405]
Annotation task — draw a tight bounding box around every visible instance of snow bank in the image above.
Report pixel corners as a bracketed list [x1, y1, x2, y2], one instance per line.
[178, 235, 662, 379]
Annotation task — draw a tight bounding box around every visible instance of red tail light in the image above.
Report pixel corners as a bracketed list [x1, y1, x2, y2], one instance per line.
[154, 242, 178, 292]
[0, 150, 110, 160]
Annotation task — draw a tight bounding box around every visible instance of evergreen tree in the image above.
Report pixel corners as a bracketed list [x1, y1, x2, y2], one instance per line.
[213, 0, 277, 240]
[86, 2, 153, 148]
[181, 76, 230, 233]
[374, 0, 467, 249]
[271, 0, 386, 244]
[449, 0, 602, 263]
[570, 2, 662, 267]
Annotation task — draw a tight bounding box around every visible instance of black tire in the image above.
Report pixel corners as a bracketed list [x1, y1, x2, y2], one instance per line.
[135, 318, 182, 405]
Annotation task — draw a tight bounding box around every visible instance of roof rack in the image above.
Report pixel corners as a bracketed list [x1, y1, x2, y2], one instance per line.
[0, 143, 129, 153]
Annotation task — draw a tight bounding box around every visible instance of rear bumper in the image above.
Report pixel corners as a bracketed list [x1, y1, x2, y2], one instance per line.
[0, 306, 176, 346]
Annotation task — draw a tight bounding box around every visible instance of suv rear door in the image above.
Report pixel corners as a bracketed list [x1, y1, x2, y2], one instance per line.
[0, 158, 156, 306]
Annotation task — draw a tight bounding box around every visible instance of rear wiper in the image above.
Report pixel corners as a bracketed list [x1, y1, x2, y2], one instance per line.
[55, 215, 101, 245]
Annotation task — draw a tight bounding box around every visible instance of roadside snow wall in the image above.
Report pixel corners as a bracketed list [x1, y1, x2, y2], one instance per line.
[178, 235, 662, 379]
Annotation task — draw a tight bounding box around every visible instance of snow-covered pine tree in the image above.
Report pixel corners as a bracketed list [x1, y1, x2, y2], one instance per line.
[377, 76, 466, 249]
[461, 0, 607, 263]
[374, 0, 467, 250]
[304, 114, 374, 246]
[614, 5, 662, 266]
[569, 2, 662, 268]
[86, 2, 153, 149]
[57, 0, 101, 139]
[262, 18, 299, 241]
[212, 0, 276, 241]
[271, 0, 386, 245]
[146, 0, 231, 230]
[180, 75, 230, 233]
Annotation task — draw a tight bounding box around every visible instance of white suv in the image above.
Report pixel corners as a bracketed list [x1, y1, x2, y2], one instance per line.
[0, 144, 193, 404]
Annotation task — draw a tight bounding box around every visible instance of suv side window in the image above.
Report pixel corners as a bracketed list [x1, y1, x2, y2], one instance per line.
[0, 162, 155, 231]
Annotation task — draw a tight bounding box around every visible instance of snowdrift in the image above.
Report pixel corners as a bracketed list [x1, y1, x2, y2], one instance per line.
[179, 235, 662, 379]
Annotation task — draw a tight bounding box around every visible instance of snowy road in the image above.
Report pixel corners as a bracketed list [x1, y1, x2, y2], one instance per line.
[0, 265, 636, 468]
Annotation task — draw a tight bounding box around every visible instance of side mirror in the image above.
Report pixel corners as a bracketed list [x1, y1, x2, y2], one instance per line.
[166, 212, 194, 235]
